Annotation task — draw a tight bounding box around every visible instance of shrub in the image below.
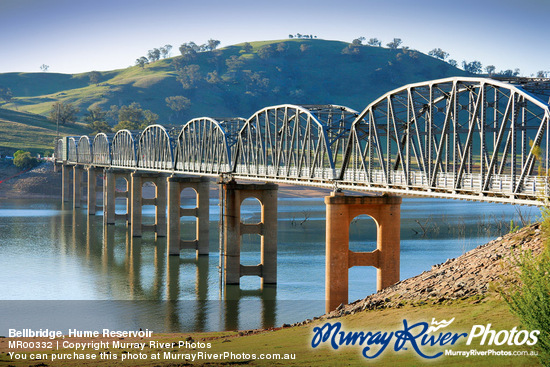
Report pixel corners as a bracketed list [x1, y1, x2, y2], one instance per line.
[13, 150, 39, 169]
[500, 212, 550, 366]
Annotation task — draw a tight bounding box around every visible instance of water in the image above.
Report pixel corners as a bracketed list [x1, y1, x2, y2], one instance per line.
[0, 196, 536, 335]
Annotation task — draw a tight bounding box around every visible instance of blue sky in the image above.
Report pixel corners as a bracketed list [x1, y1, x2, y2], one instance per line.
[1, 0, 548, 75]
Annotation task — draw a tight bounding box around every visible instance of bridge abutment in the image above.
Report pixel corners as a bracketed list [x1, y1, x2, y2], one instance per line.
[222, 181, 278, 286]
[325, 193, 401, 312]
[167, 176, 210, 258]
[131, 172, 167, 237]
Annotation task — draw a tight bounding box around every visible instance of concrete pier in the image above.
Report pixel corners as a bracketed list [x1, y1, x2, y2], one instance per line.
[73, 165, 86, 209]
[103, 169, 132, 225]
[167, 176, 210, 258]
[325, 193, 401, 312]
[131, 172, 167, 237]
[87, 167, 103, 216]
[222, 181, 278, 286]
[62, 164, 72, 202]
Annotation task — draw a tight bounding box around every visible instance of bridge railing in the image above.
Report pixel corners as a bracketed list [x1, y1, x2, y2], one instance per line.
[51, 77, 550, 206]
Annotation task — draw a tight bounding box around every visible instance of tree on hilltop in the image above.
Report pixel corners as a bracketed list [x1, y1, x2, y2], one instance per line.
[367, 38, 381, 47]
[386, 38, 402, 50]
[88, 71, 101, 85]
[428, 48, 449, 60]
[147, 48, 161, 62]
[160, 45, 172, 59]
[206, 39, 221, 51]
[462, 60, 483, 74]
[135, 57, 149, 68]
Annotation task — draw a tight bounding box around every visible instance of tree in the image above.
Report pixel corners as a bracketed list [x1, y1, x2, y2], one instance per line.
[206, 39, 221, 51]
[40, 64, 49, 72]
[135, 57, 149, 68]
[242, 42, 253, 53]
[89, 120, 112, 134]
[112, 102, 157, 131]
[428, 48, 449, 60]
[367, 38, 381, 47]
[206, 70, 222, 84]
[88, 71, 101, 85]
[147, 48, 161, 62]
[288, 34, 294, 39]
[257, 44, 274, 59]
[351, 37, 364, 46]
[176, 64, 202, 89]
[0, 86, 13, 103]
[49, 101, 80, 125]
[276, 42, 288, 53]
[485, 65, 496, 76]
[13, 150, 39, 169]
[179, 42, 200, 60]
[160, 44, 172, 59]
[536, 70, 548, 78]
[84, 105, 107, 125]
[448, 59, 458, 67]
[225, 55, 244, 71]
[166, 96, 191, 119]
[462, 60, 483, 74]
[386, 38, 402, 50]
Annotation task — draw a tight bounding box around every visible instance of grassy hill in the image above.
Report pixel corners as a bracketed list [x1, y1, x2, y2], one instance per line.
[0, 108, 90, 155]
[0, 39, 468, 128]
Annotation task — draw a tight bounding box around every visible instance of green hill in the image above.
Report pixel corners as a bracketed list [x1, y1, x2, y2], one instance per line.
[0, 108, 90, 155]
[0, 39, 467, 126]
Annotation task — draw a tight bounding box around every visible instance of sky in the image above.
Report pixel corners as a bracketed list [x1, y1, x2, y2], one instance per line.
[0, 0, 548, 75]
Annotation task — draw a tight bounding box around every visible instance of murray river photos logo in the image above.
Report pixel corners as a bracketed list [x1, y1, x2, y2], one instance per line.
[311, 318, 540, 359]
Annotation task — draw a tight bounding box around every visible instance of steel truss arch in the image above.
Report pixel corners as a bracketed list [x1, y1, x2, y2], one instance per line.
[176, 117, 245, 175]
[341, 77, 550, 201]
[234, 104, 356, 182]
[92, 133, 112, 166]
[77, 136, 92, 164]
[112, 129, 137, 167]
[67, 137, 78, 164]
[137, 124, 174, 170]
[55, 138, 64, 162]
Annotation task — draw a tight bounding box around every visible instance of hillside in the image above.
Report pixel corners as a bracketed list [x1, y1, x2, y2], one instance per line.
[0, 108, 90, 155]
[0, 39, 468, 125]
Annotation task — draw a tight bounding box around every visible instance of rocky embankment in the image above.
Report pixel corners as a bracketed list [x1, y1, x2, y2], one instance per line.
[323, 223, 543, 320]
[0, 161, 61, 198]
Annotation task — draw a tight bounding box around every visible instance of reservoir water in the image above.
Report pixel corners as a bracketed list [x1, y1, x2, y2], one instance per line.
[0, 195, 535, 335]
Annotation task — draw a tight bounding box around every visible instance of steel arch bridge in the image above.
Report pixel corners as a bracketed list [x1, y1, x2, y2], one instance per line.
[54, 77, 550, 206]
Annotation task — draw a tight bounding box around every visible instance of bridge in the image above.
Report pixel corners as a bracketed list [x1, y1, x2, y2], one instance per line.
[53, 76, 550, 312]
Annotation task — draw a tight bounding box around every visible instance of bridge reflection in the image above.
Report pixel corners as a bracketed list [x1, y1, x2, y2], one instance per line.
[56, 207, 279, 331]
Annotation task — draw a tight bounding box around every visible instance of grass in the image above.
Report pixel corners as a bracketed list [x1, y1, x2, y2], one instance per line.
[0, 39, 469, 127]
[0, 108, 90, 154]
[0, 296, 541, 366]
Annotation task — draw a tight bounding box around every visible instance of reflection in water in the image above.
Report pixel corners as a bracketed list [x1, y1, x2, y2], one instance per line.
[0, 197, 527, 334]
[68, 212, 277, 332]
